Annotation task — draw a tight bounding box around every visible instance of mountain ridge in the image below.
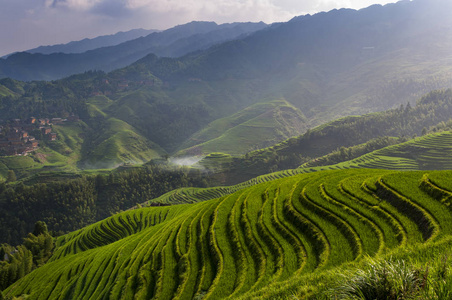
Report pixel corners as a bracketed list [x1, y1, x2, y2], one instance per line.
[0, 0, 451, 175]
[3, 28, 160, 58]
[0, 21, 268, 81]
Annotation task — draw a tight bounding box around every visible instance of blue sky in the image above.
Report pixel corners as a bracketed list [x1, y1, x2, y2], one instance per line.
[0, 0, 397, 56]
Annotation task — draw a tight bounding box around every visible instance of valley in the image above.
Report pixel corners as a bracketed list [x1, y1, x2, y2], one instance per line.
[2, 0, 452, 299]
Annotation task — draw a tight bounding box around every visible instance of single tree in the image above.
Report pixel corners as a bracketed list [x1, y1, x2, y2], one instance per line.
[421, 127, 428, 136]
[32, 221, 48, 236]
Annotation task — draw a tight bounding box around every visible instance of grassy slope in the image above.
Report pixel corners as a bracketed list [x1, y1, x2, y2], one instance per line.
[80, 117, 166, 169]
[176, 99, 307, 156]
[5, 168, 452, 299]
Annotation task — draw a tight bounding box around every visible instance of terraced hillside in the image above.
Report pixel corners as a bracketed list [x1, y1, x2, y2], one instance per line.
[4, 169, 452, 299]
[176, 99, 307, 156]
[304, 131, 452, 171]
[148, 131, 452, 205]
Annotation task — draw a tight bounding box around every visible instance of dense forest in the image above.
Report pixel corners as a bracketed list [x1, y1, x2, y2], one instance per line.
[0, 165, 209, 246]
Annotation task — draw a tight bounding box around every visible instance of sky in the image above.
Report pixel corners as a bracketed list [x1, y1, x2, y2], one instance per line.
[0, 0, 398, 57]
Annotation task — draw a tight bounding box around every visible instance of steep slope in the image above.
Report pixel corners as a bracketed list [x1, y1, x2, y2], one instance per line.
[4, 169, 452, 299]
[79, 117, 166, 169]
[176, 99, 307, 156]
[152, 130, 452, 206]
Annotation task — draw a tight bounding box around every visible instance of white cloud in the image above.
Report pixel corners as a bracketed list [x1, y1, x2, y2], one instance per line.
[123, 0, 293, 24]
[46, 0, 103, 11]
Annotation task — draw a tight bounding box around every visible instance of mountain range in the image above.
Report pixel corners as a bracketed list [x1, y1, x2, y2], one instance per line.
[0, 0, 451, 172]
[3, 1, 452, 298]
[3, 28, 160, 58]
[0, 21, 267, 81]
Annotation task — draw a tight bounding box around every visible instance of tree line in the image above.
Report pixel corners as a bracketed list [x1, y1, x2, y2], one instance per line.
[0, 165, 209, 246]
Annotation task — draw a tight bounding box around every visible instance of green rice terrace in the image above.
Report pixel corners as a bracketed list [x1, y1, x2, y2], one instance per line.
[307, 131, 452, 171]
[148, 130, 452, 205]
[4, 168, 452, 299]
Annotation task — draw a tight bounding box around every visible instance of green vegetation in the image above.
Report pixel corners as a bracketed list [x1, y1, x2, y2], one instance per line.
[0, 165, 209, 246]
[79, 117, 166, 169]
[300, 136, 402, 168]
[3, 168, 452, 299]
[306, 130, 452, 171]
[2, 0, 452, 174]
[214, 89, 452, 184]
[161, 129, 452, 206]
[4, 110, 449, 250]
[176, 99, 307, 156]
[0, 222, 54, 291]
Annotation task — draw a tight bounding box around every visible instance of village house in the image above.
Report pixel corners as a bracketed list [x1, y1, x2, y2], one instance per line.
[28, 140, 39, 148]
[51, 118, 63, 124]
[0, 116, 66, 156]
[48, 133, 57, 141]
[41, 127, 52, 135]
[0, 128, 38, 156]
[38, 118, 50, 126]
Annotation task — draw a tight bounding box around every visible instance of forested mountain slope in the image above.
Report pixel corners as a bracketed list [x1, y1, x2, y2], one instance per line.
[0, 0, 452, 173]
[0, 165, 210, 246]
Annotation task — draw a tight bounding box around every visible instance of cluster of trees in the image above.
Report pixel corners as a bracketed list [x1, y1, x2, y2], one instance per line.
[0, 221, 53, 292]
[0, 165, 209, 246]
[365, 77, 452, 111]
[0, 78, 89, 120]
[307, 89, 452, 146]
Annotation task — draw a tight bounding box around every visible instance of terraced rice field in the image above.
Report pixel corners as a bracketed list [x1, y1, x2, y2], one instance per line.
[4, 169, 452, 299]
[151, 131, 452, 206]
[332, 131, 452, 170]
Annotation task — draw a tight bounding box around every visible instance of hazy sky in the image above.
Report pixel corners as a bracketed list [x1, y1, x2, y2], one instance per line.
[0, 0, 398, 56]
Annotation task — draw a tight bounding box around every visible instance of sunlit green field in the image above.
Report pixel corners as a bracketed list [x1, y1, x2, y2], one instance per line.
[5, 168, 452, 299]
